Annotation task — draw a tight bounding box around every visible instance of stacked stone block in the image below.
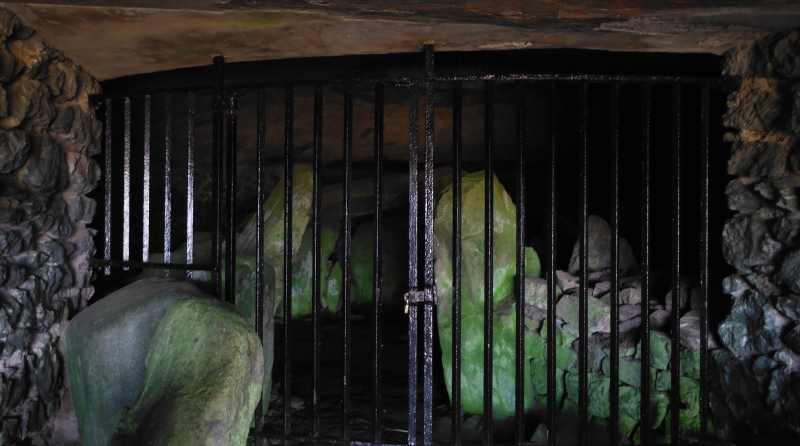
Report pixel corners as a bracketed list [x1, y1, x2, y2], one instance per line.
[715, 29, 800, 444]
[0, 8, 101, 445]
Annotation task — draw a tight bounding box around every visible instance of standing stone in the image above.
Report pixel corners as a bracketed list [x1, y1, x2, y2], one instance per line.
[434, 171, 531, 417]
[65, 278, 207, 446]
[107, 298, 263, 446]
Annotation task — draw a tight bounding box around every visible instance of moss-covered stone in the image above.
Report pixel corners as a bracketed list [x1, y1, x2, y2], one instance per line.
[434, 171, 536, 418]
[565, 371, 611, 418]
[228, 255, 275, 407]
[636, 330, 672, 370]
[351, 219, 407, 308]
[238, 163, 314, 311]
[65, 278, 206, 446]
[556, 294, 611, 334]
[279, 220, 340, 317]
[107, 298, 263, 446]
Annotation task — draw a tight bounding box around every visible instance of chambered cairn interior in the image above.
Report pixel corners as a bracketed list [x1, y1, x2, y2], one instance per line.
[1, 2, 800, 445]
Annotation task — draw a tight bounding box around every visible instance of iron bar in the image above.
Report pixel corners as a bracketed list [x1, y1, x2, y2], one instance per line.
[640, 83, 652, 445]
[212, 55, 225, 297]
[699, 84, 711, 445]
[483, 80, 494, 446]
[609, 82, 621, 446]
[284, 85, 295, 442]
[670, 84, 682, 442]
[342, 85, 354, 441]
[312, 84, 324, 440]
[514, 80, 526, 446]
[123, 97, 131, 269]
[142, 95, 151, 263]
[103, 98, 112, 276]
[452, 80, 463, 446]
[578, 82, 589, 445]
[224, 91, 237, 305]
[423, 43, 436, 446]
[407, 81, 420, 446]
[373, 82, 385, 444]
[546, 81, 558, 446]
[254, 88, 267, 446]
[186, 92, 196, 279]
[163, 94, 173, 275]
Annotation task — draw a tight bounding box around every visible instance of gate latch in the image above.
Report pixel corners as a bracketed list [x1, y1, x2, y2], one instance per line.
[404, 287, 438, 313]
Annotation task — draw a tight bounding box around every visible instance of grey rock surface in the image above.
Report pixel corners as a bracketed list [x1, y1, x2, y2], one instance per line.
[65, 278, 206, 446]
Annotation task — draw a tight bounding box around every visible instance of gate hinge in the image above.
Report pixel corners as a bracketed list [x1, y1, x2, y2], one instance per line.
[404, 287, 438, 313]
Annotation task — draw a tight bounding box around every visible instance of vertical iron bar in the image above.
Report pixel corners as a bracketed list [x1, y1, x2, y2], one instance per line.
[609, 82, 620, 446]
[224, 91, 237, 305]
[283, 85, 295, 441]
[514, 80, 526, 446]
[699, 84, 710, 445]
[186, 92, 195, 279]
[640, 83, 652, 445]
[254, 88, 267, 446]
[103, 98, 112, 276]
[407, 81, 420, 446]
[483, 80, 494, 446]
[163, 94, 173, 275]
[142, 95, 151, 263]
[312, 84, 324, 440]
[373, 82, 384, 444]
[670, 84, 682, 443]
[578, 82, 589, 446]
[452, 80, 463, 446]
[123, 97, 131, 269]
[212, 55, 225, 296]
[423, 43, 436, 446]
[342, 84, 353, 441]
[546, 81, 558, 446]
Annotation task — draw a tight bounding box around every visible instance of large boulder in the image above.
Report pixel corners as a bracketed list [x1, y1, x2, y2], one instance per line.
[434, 171, 538, 417]
[107, 297, 263, 446]
[65, 278, 207, 446]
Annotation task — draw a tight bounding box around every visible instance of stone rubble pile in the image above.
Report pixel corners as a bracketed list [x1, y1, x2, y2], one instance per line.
[0, 8, 101, 445]
[433, 171, 715, 443]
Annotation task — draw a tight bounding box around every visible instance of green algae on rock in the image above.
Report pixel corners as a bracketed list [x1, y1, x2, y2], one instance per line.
[107, 297, 263, 446]
[65, 278, 208, 446]
[434, 171, 534, 417]
[351, 219, 408, 308]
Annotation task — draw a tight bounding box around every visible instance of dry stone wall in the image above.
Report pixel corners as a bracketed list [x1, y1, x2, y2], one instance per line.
[716, 29, 800, 444]
[0, 8, 101, 445]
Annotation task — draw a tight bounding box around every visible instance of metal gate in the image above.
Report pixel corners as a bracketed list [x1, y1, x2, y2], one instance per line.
[91, 45, 722, 446]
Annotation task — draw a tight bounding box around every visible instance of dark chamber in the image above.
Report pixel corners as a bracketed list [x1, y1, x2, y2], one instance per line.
[90, 47, 730, 445]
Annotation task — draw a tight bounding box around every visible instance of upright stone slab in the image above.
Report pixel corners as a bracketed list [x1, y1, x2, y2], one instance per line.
[434, 171, 531, 417]
[107, 297, 263, 446]
[64, 278, 207, 446]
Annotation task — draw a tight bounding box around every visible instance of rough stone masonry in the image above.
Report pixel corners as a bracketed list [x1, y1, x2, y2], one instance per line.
[0, 7, 101, 445]
[715, 29, 800, 444]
